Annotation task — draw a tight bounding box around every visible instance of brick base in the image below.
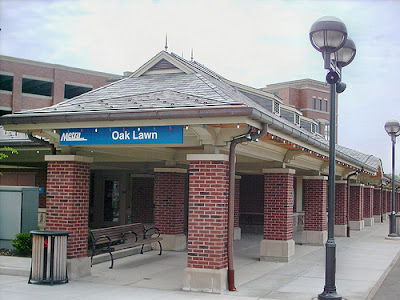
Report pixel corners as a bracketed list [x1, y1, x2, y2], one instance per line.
[67, 257, 91, 279]
[364, 217, 374, 226]
[259, 239, 295, 262]
[374, 215, 382, 223]
[152, 233, 187, 251]
[234, 227, 241, 240]
[301, 230, 327, 245]
[349, 220, 365, 231]
[183, 267, 227, 293]
[334, 225, 348, 237]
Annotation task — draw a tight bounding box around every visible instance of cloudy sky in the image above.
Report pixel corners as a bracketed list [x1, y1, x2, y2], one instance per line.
[1, 0, 399, 175]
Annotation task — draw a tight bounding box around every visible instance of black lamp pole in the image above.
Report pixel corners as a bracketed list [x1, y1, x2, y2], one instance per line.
[310, 16, 356, 300]
[385, 120, 400, 237]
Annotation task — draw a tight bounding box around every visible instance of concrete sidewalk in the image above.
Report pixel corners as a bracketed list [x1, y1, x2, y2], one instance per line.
[1, 221, 399, 300]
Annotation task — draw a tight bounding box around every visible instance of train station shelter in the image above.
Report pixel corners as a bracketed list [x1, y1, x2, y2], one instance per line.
[1, 50, 398, 293]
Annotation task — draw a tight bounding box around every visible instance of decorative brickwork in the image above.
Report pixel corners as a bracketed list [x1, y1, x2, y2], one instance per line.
[263, 171, 294, 241]
[154, 170, 186, 235]
[303, 177, 327, 231]
[363, 186, 374, 219]
[46, 159, 90, 259]
[373, 188, 382, 216]
[187, 159, 229, 270]
[335, 181, 347, 225]
[234, 178, 240, 228]
[350, 185, 364, 221]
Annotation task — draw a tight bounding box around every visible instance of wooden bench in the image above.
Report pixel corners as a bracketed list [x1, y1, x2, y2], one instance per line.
[90, 223, 162, 269]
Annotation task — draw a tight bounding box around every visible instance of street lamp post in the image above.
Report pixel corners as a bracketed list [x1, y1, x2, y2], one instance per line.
[384, 119, 400, 237]
[309, 16, 356, 300]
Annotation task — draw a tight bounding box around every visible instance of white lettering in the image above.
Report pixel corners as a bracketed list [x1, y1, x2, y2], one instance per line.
[60, 131, 87, 142]
[133, 131, 158, 140]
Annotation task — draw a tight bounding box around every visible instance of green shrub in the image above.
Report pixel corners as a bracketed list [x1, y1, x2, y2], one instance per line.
[12, 232, 32, 256]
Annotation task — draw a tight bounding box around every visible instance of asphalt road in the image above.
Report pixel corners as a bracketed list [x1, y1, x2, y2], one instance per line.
[372, 253, 400, 300]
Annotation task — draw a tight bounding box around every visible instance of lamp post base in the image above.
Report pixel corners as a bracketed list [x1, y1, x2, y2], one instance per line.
[318, 290, 342, 299]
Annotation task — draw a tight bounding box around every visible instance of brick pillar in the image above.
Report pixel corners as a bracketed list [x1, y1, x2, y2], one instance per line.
[45, 155, 92, 279]
[154, 168, 187, 251]
[234, 175, 241, 240]
[260, 169, 295, 262]
[334, 181, 347, 237]
[386, 190, 391, 213]
[183, 154, 229, 293]
[349, 184, 365, 230]
[302, 176, 328, 245]
[397, 192, 400, 213]
[373, 188, 382, 223]
[363, 186, 374, 226]
[382, 190, 388, 220]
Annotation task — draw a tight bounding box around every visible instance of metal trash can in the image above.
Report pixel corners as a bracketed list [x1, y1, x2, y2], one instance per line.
[29, 230, 69, 285]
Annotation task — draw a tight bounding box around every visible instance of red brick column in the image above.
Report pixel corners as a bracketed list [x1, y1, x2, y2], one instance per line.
[363, 186, 374, 226]
[373, 188, 382, 223]
[302, 176, 328, 245]
[382, 189, 388, 220]
[334, 181, 347, 236]
[349, 184, 365, 230]
[397, 192, 400, 213]
[260, 169, 295, 262]
[45, 155, 92, 278]
[183, 154, 229, 293]
[386, 190, 391, 213]
[234, 176, 241, 240]
[154, 168, 187, 251]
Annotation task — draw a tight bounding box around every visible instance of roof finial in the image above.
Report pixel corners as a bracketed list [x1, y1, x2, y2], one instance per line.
[191, 48, 193, 61]
[165, 33, 168, 52]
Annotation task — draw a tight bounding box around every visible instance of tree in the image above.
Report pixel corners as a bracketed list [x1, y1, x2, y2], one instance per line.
[0, 147, 18, 175]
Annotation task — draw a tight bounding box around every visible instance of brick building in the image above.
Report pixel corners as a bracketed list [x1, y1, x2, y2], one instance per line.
[1, 51, 399, 293]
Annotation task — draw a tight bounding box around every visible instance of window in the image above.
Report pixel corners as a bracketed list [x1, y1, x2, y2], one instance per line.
[22, 78, 52, 96]
[64, 84, 92, 99]
[324, 123, 330, 140]
[273, 101, 280, 115]
[311, 123, 316, 133]
[0, 74, 13, 92]
[104, 179, 119, 222]
[295, 114, 300, 126]
[319, 98, 322, 111]
[324, 100, 328, 112]
[312, 97, 316, 110]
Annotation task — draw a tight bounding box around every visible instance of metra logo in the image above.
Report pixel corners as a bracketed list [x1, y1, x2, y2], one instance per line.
[60, 132, 87, 142]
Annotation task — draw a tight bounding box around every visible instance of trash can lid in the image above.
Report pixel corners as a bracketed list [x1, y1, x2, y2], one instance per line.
[30, 230, 69, 236]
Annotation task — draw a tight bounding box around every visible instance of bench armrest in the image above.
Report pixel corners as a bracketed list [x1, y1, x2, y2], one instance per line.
[94, 235, 112, 248]
[121, 231, 138, 243]
[144, 227, 161, 239]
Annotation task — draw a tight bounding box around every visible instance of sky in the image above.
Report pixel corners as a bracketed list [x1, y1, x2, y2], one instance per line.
[0, 0, 399, 175]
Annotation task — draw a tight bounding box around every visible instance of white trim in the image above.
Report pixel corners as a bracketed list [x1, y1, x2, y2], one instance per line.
[22, 74, 54, 82]
[0, 105, 11, 111]
[186, 154, 229, 162]
[263, 168, 296, 174]
[303, 176, 328, 180]
[142, 69, 185, 75]
[131, 51, 194, 78]
[64, 81, 93, 88]
[21, 93, 52, 100]
[45, 155, 93, 163]
[350, 183, 365, 187]
[154, 168, 187, 174]
[0, 71, 14, 76]
[0, 90, 12, 95]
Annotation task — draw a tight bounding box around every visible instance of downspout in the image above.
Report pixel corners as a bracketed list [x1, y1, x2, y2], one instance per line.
[380, 184, 384, 222]
[227, 124, 267, 291]
[28, 134, 56, 155]
[346, 170, 360, 237]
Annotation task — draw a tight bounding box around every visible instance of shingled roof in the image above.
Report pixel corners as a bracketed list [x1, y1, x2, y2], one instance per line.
[2, 51, 382, 174]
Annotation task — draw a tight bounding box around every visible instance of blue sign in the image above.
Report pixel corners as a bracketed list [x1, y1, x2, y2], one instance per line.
[60, 126, 183, 146]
